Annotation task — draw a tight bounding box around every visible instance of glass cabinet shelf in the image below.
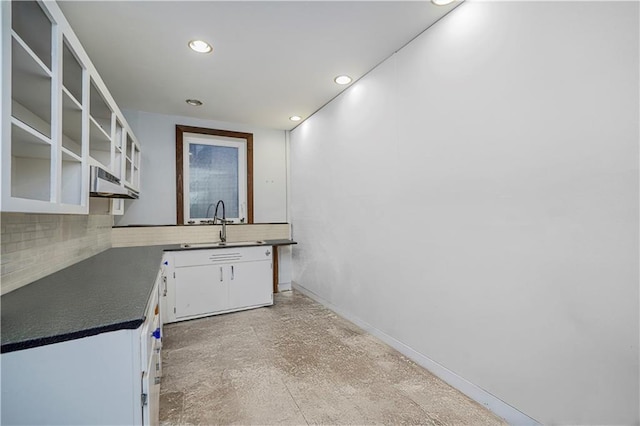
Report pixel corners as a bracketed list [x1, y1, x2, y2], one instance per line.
[11, 35, 52, 139]
[62, 89, 83, 157]
[11, 122, 52, 202]
[11, 1, 52, 70]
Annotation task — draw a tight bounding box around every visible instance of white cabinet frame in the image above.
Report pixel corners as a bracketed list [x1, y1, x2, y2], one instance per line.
[1, 0, 141, 214]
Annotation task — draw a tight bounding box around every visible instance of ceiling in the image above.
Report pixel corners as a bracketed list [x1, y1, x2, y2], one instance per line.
[58, 1, 459, 131]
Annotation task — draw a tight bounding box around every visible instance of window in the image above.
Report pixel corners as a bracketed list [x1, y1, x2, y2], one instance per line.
[176, 125, 253, 224]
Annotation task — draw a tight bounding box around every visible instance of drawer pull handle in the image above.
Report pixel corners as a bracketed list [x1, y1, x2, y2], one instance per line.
[231, 265, 234, 280]
[220, 266, 223, 282]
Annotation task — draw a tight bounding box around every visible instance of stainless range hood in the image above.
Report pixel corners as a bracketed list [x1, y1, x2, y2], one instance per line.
[89, 166, 139, 199]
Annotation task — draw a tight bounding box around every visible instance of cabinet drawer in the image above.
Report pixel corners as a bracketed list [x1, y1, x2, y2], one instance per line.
[173, 246, 273, 267]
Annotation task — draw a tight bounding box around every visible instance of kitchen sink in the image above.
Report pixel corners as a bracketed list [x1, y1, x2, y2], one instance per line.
[180, 241, 266, 248]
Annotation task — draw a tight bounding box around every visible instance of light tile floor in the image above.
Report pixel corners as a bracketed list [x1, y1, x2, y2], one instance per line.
[160, 291, 507, 425]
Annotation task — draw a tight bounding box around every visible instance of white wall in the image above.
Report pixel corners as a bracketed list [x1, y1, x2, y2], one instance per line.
[290, 2, 639, 424]
[117, 110, 288, 225]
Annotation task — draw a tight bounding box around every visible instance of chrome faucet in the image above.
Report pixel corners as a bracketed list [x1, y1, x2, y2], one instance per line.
[213, 200, 229, 243]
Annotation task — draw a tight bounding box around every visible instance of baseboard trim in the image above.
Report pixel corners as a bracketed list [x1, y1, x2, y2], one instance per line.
[292, 282, 540, 426]
[278, 282, 292, 292]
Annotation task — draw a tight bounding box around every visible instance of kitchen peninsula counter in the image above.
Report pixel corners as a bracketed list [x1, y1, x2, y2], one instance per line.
[1, 245, 171, 353]
[1, 240, 296, 353]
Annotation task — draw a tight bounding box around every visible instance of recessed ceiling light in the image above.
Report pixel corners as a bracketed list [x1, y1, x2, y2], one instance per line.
[186, 99, 203, 106]
[431, 0, 455, 5]
[188, 39, 213, 54]
[289, 116, 302, 122]
[334, 75, 352, 85]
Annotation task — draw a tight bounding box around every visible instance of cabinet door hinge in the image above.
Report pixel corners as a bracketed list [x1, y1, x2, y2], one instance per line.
[141, 393, 148, 406]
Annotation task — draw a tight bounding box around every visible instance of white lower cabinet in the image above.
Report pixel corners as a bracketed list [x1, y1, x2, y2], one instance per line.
[163, 246, 273, 324]
[1, 274, 163, 426]
[228, 260, 272, 311]
[175, 264, 229, 318]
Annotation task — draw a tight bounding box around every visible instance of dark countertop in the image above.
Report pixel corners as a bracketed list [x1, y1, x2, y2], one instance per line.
[0, 240, 296, 354]
[0, 246, 169, 354]
[164, 238, 297, 251]
[264, 239, 297, 247]
[112, 223, 290, 228]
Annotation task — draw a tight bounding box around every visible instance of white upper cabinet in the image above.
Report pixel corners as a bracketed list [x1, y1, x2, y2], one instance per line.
[123, 131, 141, 191]
[1, 0, 141, 214]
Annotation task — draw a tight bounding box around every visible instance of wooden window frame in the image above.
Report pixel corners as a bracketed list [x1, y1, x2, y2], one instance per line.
[176, 125, 253, 225]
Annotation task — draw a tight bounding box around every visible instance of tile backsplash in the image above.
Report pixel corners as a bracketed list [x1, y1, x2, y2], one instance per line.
[1, 213, 113, 295]
[1, 217, 291, 295]
[111, 223, 291, 247]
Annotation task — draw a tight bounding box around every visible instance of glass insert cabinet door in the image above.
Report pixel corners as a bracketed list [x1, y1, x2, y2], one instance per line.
[182, 133, 248, 223]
